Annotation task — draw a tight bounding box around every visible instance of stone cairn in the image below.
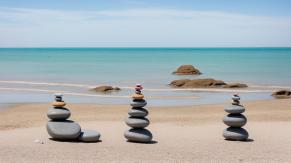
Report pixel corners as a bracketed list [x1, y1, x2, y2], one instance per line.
[47, 93, 101, 142]
[223, 94, 249, 141]
[124, 84, 153, 143]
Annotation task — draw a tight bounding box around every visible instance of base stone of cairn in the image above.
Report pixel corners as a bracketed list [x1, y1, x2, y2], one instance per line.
[124, 84, 153, 143]
[223, 94, 249, 141]
[47, 120, 81, 140]
[46, 94, 100, 142]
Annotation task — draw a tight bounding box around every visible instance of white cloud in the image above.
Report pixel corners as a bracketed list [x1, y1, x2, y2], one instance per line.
[0, 7, 290, 47]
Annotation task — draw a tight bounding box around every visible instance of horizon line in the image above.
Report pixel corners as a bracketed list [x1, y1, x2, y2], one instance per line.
[0, 47, 291, 49]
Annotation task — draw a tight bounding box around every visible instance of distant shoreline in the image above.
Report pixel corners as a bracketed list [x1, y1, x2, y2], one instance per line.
[1, 47, 291, 49]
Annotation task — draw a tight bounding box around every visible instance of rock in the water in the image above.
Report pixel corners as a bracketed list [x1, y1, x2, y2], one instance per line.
[223, 127, 249, 141]
[169, 79, 191, 87]
[172, 65, 201, 75]
[90, 86, 120, 92]
[47, 107, 71, 120]
[170, 78, 226, 88]
[272, 90, 291, 99]
[130, 100, 147, 107]
[170, 79, 248, 89]
[78, 130, 101, 142]
[126, 117, 149, 128]
[224, 105, 245, 114]
[223, 83, 248, 88]
[124, 128, 153, 143]
[47, 120, 81, 140]
[128, 108, 148, 117]
[223, 114, 247, 127]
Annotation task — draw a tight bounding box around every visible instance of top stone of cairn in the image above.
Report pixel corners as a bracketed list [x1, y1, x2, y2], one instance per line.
[130, 84, 147, 107]
[225, 94, 245, 114]
[53, 93, 66, 107]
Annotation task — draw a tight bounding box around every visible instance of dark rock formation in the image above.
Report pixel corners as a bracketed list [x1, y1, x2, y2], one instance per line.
[223, 83, 248, 88]
[170, 79, 248, 89]
[172, 65, 201, 75]
[170, 78, 226, 88]
[91, 86, 120, 92]
[272, 90, 291, 99]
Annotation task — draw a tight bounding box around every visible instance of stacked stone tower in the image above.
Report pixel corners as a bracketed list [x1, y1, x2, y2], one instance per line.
[223, 94, 249, 141]
[47, 93, 100, 142]
[124, 84, 153, 143]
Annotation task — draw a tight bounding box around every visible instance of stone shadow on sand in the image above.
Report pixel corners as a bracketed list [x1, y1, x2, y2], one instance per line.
[126, 140, 158, 144]
[49, 138, 102, 144]
[224, 138, 254, 143]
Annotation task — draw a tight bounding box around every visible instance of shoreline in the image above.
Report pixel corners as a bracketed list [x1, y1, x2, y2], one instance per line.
[1, 79, 291, 91]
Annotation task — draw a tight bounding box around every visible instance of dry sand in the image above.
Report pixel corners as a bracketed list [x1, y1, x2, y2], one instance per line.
[1, 99, 291, 162]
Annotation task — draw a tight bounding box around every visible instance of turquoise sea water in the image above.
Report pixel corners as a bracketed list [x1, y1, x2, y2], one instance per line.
[0, 48, 290, 106]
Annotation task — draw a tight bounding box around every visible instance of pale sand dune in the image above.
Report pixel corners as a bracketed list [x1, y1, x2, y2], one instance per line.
[1, 99, 291, 162]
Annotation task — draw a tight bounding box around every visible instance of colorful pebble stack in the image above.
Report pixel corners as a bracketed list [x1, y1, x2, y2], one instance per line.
[124, 84, 153, 143]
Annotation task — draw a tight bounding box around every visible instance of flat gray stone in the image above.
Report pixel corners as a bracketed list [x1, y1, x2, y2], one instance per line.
[223, 114, 247, 127]
[232, 96, 240, 101]
[55, 97, 63, 102]
[128, 108, 148, 117]
[225, 105, 245, 114]
[47, 120, 81, 140]
[130, 100, 147, 108]
[78, 130, 101, 142]
[126, 117, 149, 128]
[47, 107, 71, 120]
[232, 100, 240, 105]
[223, 127, 249, 141]
[124, 128, 153, 143]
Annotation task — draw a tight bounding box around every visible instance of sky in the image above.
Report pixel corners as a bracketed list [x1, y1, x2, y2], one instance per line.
[0, 0, 291, 47]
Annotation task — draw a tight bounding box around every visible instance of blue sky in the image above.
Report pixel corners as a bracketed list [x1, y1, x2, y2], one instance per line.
[0, 0, 291, 47]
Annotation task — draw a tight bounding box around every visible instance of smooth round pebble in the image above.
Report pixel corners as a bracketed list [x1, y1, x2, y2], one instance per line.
[55, 97, 63, 102]
[124, 128, 153, 143]
[52, 101, 66, 107]
[225, 105, 245, 114]
[130, 100, 147, 107]
[132, 94, 144, 100]
[78, 130, 101, 142]
[232, 96, 241, 101]
[47, 107, 71, 120]
[128, 108, 148, 117]
[47, 120, 81, 140]
[126, 117, 149, 128]
[223, 127, 249, 141]
[232, 100, 240, 105]
[223, 114, 247, 127]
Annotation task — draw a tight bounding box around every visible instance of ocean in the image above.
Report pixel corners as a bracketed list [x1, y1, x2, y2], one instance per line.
[0, 48, 290, 106]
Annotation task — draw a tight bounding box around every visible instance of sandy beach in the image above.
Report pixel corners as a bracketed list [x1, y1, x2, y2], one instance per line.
[0, 99, 291, 162]
[1, 0, 291, 162]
